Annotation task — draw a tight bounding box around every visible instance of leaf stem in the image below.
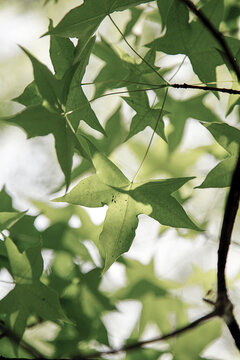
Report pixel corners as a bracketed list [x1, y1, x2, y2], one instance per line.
[131, 89, 168, 183]
[108, 14, 167, 84]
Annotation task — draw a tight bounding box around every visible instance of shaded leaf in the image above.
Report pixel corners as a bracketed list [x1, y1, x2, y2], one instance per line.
[150, 0, 224, 82]
[198, 123, 240, 188]
[46, 0, 153, 49]
[54, 152, 199, 271]
[20, 46, 61, 111]
[123, 91, 167, 141]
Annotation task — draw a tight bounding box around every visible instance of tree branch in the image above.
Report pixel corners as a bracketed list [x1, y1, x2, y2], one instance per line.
[171, 83, 240, 94]
[0, 321, 45, 359]
[177, 0, 240, 81]
[74, 311, 217, 359]
[177, 0, 240, 351]
[217, 154, 240, 298]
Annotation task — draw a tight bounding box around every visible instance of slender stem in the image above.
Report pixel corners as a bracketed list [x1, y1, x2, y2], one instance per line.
[64, 86, 165, 116]
[108, 14, 167, 84]
[131, 89, 168, 183]
[74, 311, 216, 359]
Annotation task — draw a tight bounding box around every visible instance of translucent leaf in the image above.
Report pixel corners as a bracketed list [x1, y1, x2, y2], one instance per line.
[54, 152, 199, 271]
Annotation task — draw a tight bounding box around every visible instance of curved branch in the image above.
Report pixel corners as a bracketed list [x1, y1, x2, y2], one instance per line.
[177, 0, 240, 351]
[217, 154, 240, 298]
[74, 311, 216, 359]
[178, 0, 240, 81]
[0, 321, 44, 359]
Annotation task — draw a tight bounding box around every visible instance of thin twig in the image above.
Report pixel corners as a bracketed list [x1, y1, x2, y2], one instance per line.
[0, 321, 45, 359]
[73, 311, 216, 359]
[178, 0, 240, 81]
[177, 0, 240, 351]
[108, 14, 167, 84]
[172, 83, 240, 94]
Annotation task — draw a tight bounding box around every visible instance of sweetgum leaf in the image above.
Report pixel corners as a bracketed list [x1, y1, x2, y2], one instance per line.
[163, 94, 222, 152]
[93, 39, 166, 97]
[49, 19, 75, 79]
[150, 0, 224, 83]
[46, 0, 153, 48]
[198, 123, 240, 188]
[65, 36, 106, 135]
[122, 91, 167, 141]
[20, 46, 61, 111]
[169, 319, 221, 360]
[0, 238, 68, 341]
[13, 81, 42, 107]
[54, 152, 199, 271]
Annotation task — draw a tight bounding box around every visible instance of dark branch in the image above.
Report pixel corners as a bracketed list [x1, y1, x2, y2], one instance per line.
[177, 0, 240, 81]
[177, 0, 240, 351]
[73, 311, 216, 359]
[217, 153, 240, 297]
[171, 83, 240, 95]
[0, 321, 45, 359]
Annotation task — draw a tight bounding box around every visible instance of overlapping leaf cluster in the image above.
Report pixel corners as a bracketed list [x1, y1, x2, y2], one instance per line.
[0, 0, 239, 358]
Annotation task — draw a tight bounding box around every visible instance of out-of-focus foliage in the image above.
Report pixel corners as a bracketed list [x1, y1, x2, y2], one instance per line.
[0, 0, 239, 359]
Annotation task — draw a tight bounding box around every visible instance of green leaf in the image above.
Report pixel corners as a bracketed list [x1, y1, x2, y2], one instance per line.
[4, 237, 43, 284]
[169, 318, 222, 360]
[49, 19, 75, 80]
[163, 94, 222, 152]
[65, 37, 106, 135]
[20, 46, 61, 111]
[198, 155, 237, 188]
[13, 81, 42, 107]
[9, 215, 40, 252]
[93, 39, 166, 98]
[46, 0, 153, 48]
[54, 152, 199, 271]
[122, 91, 167, 141]
[0, 186, 14, 211]
[198, 123, 240, 188]
[0, 238, 68, 340]
[149, 0, 224, 82]
[0, 211, 27, 232]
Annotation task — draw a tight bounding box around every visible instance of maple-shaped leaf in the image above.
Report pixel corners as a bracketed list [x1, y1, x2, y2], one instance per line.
[0, 187, 27, 232]
[12, 81, 43, 107]
[49, 19, 75, 80]
[65, 36, 106, 135]
[149, 0, 224, 83]
[92, 38, 167, 97]
[46, 0, 153, 49]
[54, 152, 199, 271]
[115, 259, 188, 335]
[122, 91, 167, 141]
[0, 238, 68, 342]
[169, 319, 221, 360]
[197, 123, 240, 188]
[163, 93, 222, 152]
[20, 46, 61, 111]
